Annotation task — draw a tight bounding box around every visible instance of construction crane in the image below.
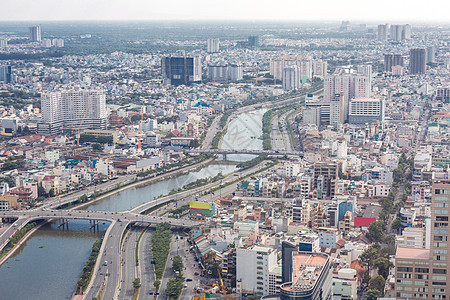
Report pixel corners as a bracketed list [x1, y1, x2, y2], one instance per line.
[217, 267, 228, 295]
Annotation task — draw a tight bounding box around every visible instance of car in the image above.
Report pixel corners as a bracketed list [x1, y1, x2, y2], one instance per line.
[186, 278, 193, 282]
[103, 261, 108, 266]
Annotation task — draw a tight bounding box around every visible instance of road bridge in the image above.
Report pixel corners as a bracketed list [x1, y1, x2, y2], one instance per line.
[189, 149, 303, 158]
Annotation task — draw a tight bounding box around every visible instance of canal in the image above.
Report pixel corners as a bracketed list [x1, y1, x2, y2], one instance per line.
[0, 108, 266, 299]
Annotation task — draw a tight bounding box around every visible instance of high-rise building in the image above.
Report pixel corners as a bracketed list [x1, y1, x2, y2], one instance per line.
[0, 65, 12, 83]
[248, 36, 259, 47]
[236, 246, 277, 296]
[409, 48, 427, 75]
[377, 24, 388, 41]
[390, 25, 403, 42]
[207, 64, 243, 82]
[436, 87, 450, 103]
[207, 38, 220, 53]
[312, 60, 328, 78]
[394, 179, 450, 299]
[161, 55, 202, 86]
[427, 46, 436, 64]
[330, 94, 345, 127]
[348, 98, 385, 125]
[270, 55, 314, 82]
[37, 89, 107, 135]
[324, 68, 371, 121]
[384, 54, 404, 72]
[313, 162, 338, 199]
[282, 66, 301, 91]
[403, 24, 412, 39]
[0, 39, 7, 49]
[29, 25, 41, 42]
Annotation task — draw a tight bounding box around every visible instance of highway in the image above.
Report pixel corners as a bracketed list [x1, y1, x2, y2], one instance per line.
[138, 229, 156, 298]
[118, 226, 141, 299]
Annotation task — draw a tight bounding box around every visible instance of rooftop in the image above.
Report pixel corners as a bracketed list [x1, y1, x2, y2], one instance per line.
[284, 252, 328, 292]
[396, 247, 430, 260]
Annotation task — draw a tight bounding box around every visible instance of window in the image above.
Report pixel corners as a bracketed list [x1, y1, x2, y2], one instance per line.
[399, 273, 413, 278]
[436, 216, 449, 221]
[435, 203, 449, 208]
[432, 275, 447, 281]
[398, 261, 413, 265]
[434, 222, 448, 227]
[433, 250, 448, 254]
[435, 210, 449, 215]
[435, 196, 449, 201]
[397, 280, 412, 285]
[415, 274, 428, 279]
[433, 269, 447, 274]
[434, 235, 448, 241]
[435, 189, 450, 195]
[434, 229, 448, 235]
[415, 268, 429, 273]
[433, 255, 447, 261]
[434, 242, 448, 248]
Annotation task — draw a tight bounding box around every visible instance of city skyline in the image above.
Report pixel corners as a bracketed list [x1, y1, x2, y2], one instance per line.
[1, 0, 450, 23]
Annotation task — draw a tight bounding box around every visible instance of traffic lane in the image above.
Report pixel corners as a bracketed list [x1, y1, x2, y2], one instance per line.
[139, 229, 155, 298]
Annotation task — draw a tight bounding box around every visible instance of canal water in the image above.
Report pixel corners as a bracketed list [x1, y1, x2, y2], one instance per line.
[0, 108, 266, 299]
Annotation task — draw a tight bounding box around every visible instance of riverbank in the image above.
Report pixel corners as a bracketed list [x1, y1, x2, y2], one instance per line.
[69, 157, 215, 211]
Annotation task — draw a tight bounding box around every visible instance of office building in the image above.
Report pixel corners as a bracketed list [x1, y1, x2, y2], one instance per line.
[384, 54, 404, 72]
[207, 64, 243, 82]
[29, 25, 41, 42]
[162, 55, 202, 86]
[37, 89, 107, 135]
[207, 38, 220, 53]
[279, 252, 332, 300]
[236, 246, 277, 296]
[0, 65, 12, 83]
[282, 66, 301, 91]
[377, 24, 388, 41]
[409, 48, 427, 74]
[0, 39, 7, 49]
[248, 36, 259, 47]
[348, 98, 385, 125]
[394, 179, 450, 299]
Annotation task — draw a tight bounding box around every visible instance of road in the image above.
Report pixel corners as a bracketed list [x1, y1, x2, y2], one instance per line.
[138, 229, 156, 299]
[201, 115, 221, 150]
[118, 226, 141, 299]
[157, 235, 177, 300]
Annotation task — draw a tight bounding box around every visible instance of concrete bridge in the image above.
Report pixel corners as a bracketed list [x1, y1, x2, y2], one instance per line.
[189, 149, 304, 158]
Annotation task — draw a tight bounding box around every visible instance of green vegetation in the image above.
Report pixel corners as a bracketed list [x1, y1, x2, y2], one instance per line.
[132, 278, 141, 289]
[0, 89, 40, 110]
[211, 129, 227, 149]
[219, 110, 235, 128]
[172, 255, 184, 273]
[135, 226, 148, 266]
[237, 153, 268, 170]
[152, 223, 172, 280]
[0, 176, 15, 187]
[1, 155, 25, 171]
[0, 221, 39, 259]
[79, 134, 113, 144]
[366, 289, 382, 300]
[136, 154, 213, 178]
[75, 239, 103, 294]
[368, 275, 386, 294]
[165, 275, 185, 300]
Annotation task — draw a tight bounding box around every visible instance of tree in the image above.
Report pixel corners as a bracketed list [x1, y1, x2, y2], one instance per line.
[92, 143, 103, 151]
[154, 279, 161, 290]
[374, 257, 391, 279]
[366, 289, 382, 300]
[38, 186, 47, 197]
[48, 188, 55, 197]
[369, 275, 386, 294]
[132, 278, 141, 289]
[172, 255, 184, 273]
[366, 221, 386, 243]
[0, 176, 15, 187]
[392, 217, 402, 231]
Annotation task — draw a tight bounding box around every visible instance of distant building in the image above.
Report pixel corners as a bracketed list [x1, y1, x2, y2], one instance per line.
[248, 36, 259, 47]
[427, 46, 436, 63]
[282, 66, 301, 91]
[0, 39, 7, 49]
[348, 98, 385, 125]
[409, 48, 426, 74]
[37, 89, 107, 135]
[207, 38, 220, 53]
[29, 25, 41, 42]
[384, 54, 404, 72]
[330, 94, 345, 126]
[0, 65, 12, 83]
[207, 64, 243, 82]
[377, 24, 388, 41]
[436, 87, 450, 103]
[390, 25, 403, 42]
[162, 55, 202, 86]
[270, 55, 314, 82]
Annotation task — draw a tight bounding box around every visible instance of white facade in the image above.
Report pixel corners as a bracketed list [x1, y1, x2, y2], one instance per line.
[396, 227, 426, 249]
[270, 55, 313, 81]
[207, 38, 220, 53]
[236, 246, 277, 296]
[332, 269, 358, 299]
[282, 66, 300, 91]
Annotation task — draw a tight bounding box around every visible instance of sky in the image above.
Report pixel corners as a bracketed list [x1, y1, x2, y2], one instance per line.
[2, 0, 450, 23]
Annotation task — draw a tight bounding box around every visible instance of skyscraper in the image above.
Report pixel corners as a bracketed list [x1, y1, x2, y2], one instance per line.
[427, 46, 436, 64]
[207, 38, 220, 53]
[29, 25, 41, 42]
[0, 39, 7, 49]
[161, 55, 202, 86]
[37, 89, 107, 135]
[377, 24, 388, 41]
[409, 48, 427, 74]
[0, 65, 12, 83]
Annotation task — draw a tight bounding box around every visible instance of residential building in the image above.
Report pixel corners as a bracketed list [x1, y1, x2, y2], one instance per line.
[37, 89, 107, 135]
[0, 65, 12, 83]
[409, 48, 426, 75]
[332, 268, 358, 299]
[384, 54, 404, 72]
[348, 98, 385, 125]
[378, 24, 388, 41]
[236, 246, 277, 296]
[282, 66, 301, 91]
[313, 162, 338, 199]
[29, 25, 41, 42]
[207, 38, 220, 53]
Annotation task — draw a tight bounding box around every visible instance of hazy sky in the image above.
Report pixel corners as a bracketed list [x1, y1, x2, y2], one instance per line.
[2, 0, 449, 23]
